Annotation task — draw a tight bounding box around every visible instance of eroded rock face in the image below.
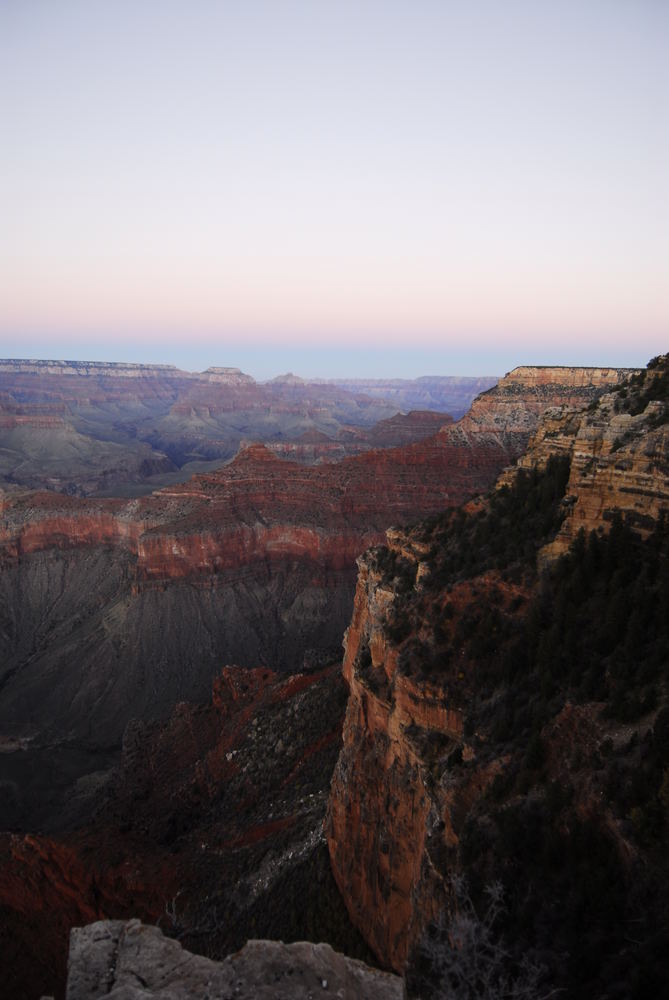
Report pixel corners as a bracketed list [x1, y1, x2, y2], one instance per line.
[455, 364, 635, 438]
[65, 920, 404, 1000]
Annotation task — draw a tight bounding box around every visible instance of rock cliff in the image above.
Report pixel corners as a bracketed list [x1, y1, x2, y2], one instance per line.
[326, 357, 669, 997]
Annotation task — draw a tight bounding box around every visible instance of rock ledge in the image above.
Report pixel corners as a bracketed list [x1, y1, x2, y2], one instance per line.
[64, 919, 404, 1000]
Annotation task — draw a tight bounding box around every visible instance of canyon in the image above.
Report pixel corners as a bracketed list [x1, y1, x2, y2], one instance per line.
[0, 359, 651, 999]
[0, 365, 627, 753]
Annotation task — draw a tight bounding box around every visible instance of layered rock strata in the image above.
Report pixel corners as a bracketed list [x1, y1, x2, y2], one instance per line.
[498, 359, 669, 559]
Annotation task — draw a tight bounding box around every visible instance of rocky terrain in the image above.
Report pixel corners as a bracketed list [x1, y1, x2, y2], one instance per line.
[63, 919, 403, 1000]
[265, 410, 452, 463]
[0, 433, 505, 755]
[326, 356, 669, 998]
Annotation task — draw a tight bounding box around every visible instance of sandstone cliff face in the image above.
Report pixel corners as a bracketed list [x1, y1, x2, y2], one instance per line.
[457, 364, 634, 436]
[326, 543, 498, 971]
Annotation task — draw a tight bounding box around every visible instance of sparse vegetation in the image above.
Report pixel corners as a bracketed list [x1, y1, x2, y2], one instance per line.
[407, 877, 552, 1000]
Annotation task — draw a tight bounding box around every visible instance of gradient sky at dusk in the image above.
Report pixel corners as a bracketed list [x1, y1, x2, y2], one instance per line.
[1, 0, 667, 378]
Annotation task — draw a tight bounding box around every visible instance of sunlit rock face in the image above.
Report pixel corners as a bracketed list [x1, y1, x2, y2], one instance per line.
[496, 358, 669, 561]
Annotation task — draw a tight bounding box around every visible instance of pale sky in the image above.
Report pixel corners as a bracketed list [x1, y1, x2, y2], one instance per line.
[1, 0, 667, 378]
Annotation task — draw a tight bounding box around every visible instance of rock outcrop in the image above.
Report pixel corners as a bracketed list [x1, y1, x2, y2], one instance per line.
[456, 363, 635, 437]
[326, 544, 482, 971]
[64, 919, 403, 1000]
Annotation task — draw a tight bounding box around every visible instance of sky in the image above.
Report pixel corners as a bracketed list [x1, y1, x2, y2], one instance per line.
[1, 0, 667, 379]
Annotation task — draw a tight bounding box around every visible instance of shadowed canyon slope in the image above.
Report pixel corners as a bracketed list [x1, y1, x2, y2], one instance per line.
[326, 356, 669, 998]
[0, 664, 375, 1000]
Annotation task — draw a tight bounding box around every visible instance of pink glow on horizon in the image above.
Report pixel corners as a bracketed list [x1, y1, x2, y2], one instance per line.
[2, 1, 667, 367]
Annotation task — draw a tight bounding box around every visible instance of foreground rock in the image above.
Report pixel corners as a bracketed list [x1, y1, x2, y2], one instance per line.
[64, 920, 403, 1000]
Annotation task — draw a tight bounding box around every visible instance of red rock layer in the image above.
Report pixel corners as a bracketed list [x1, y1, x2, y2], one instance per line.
[0, 435, 509, 583]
